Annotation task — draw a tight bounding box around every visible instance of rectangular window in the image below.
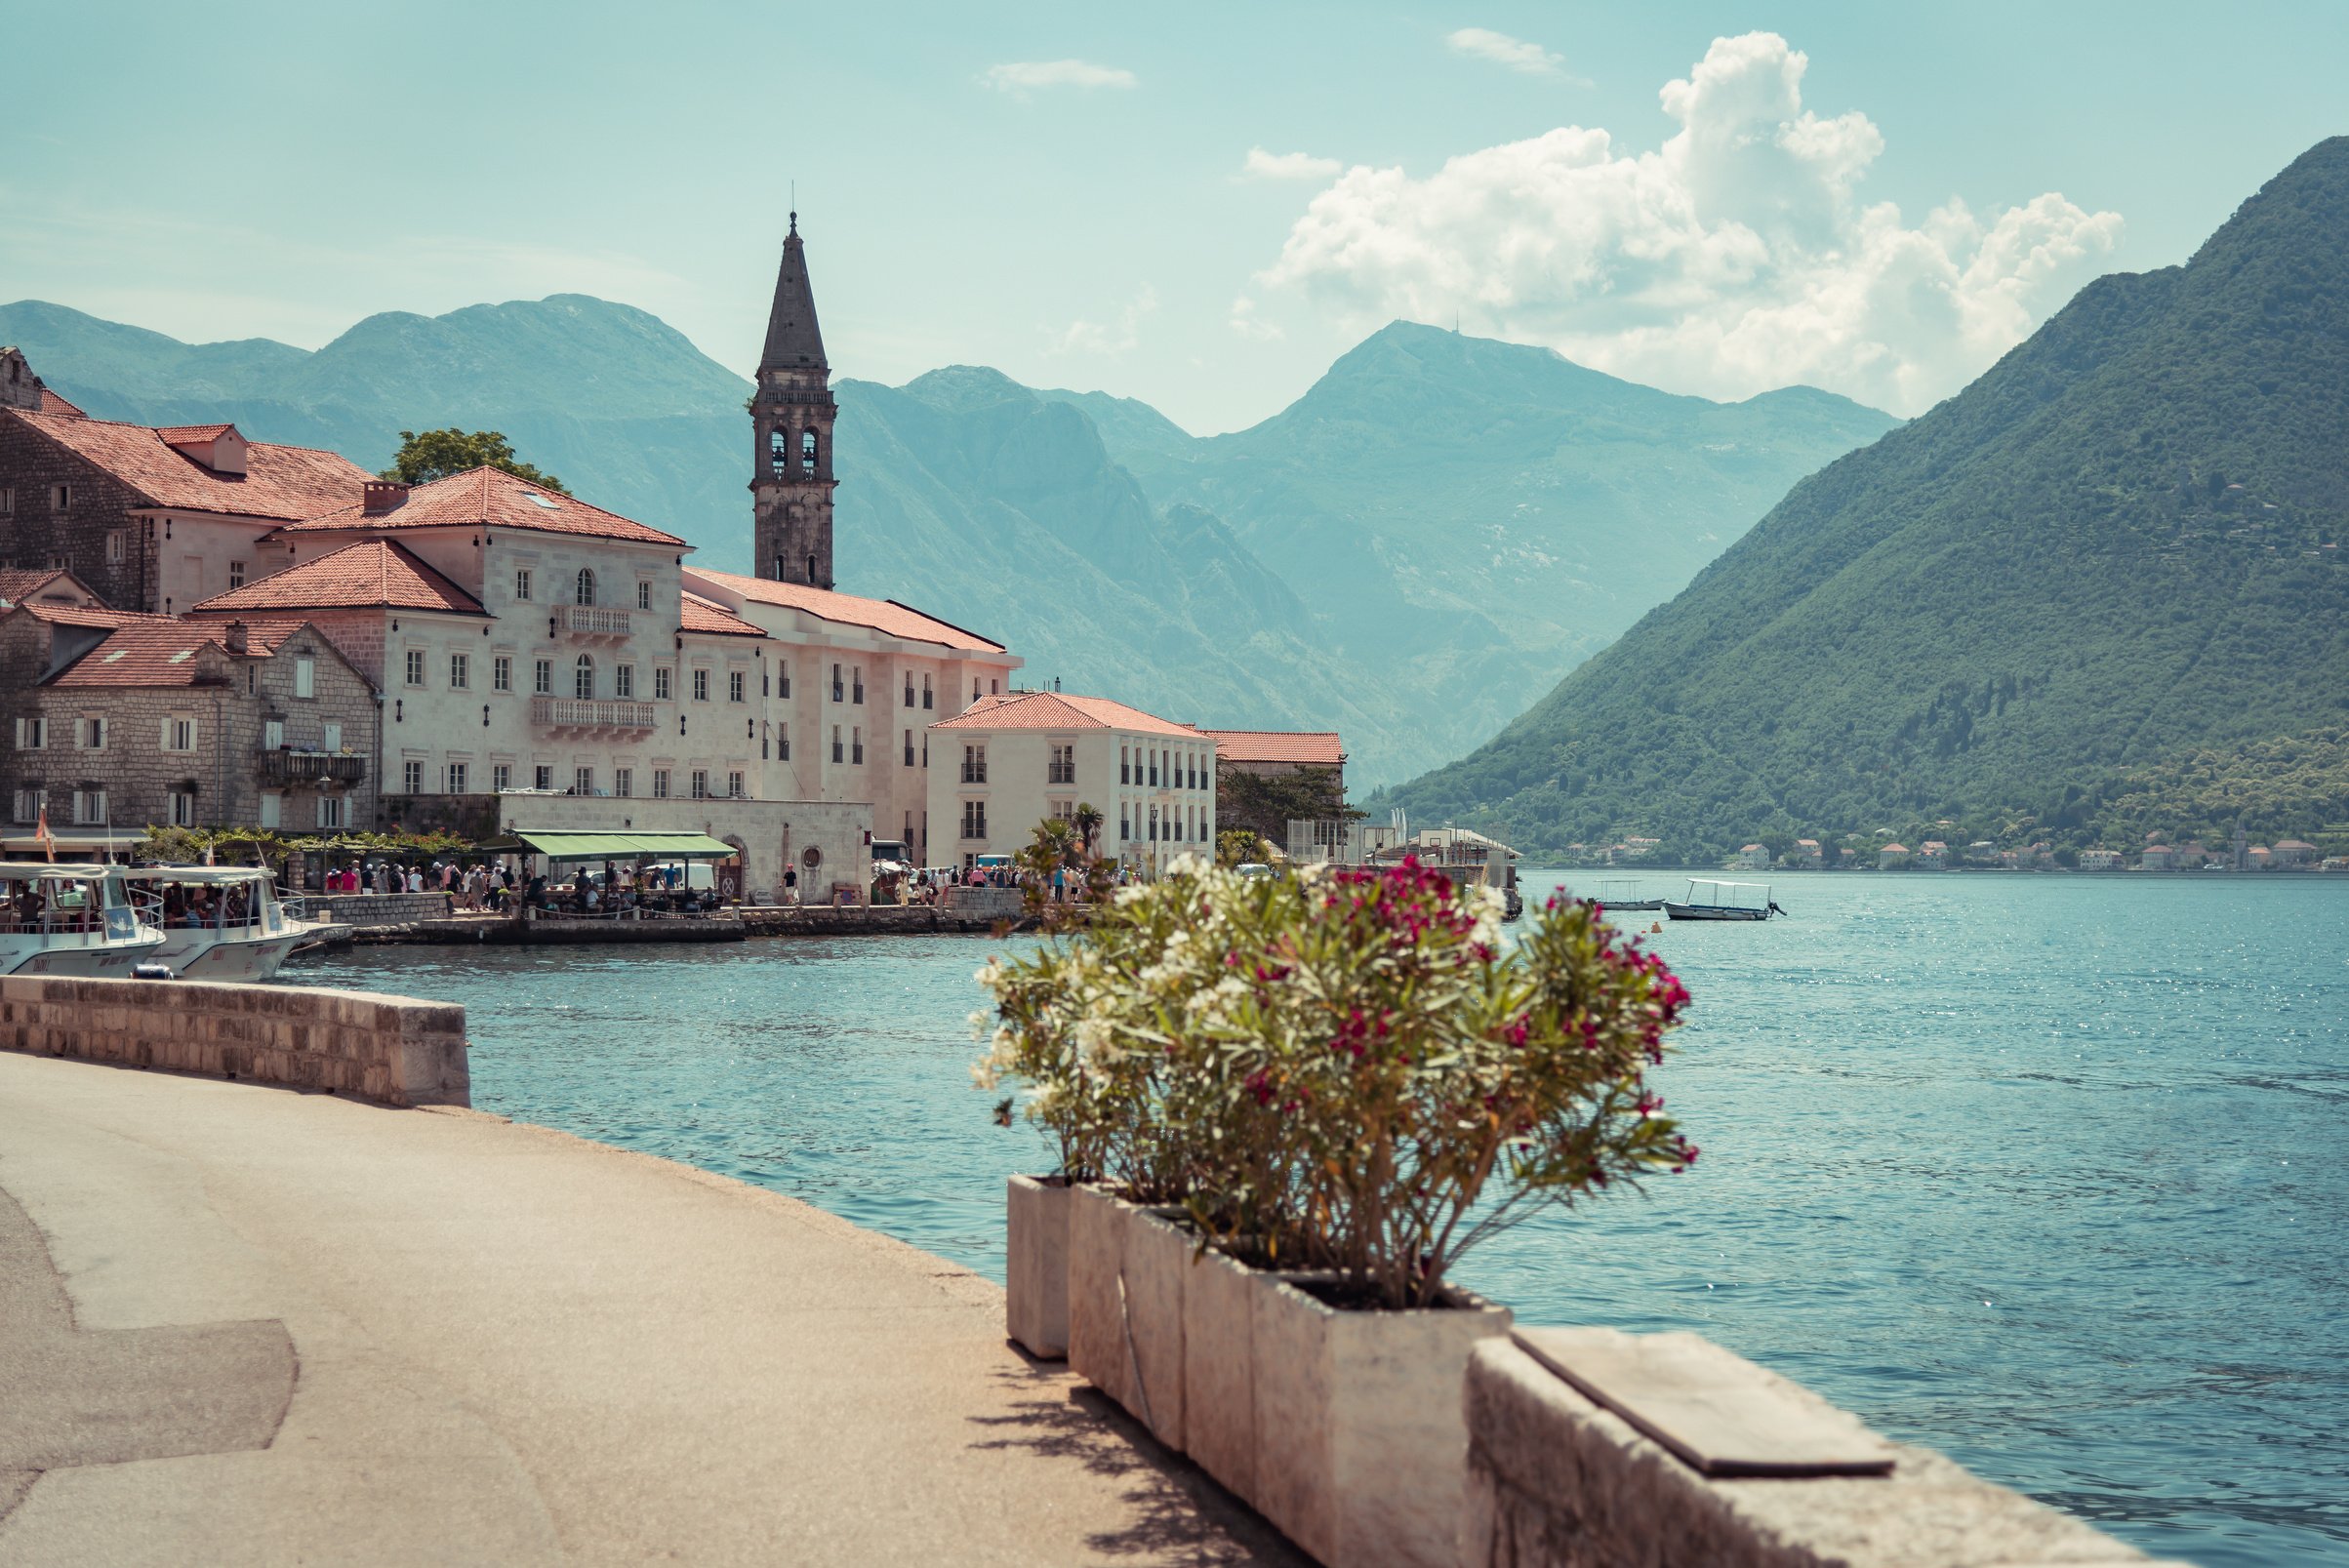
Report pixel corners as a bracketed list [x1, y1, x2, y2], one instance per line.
[654, 666, 672, 701]
[652, 768, 670, 799]
[575, 766, 594, 796]
[493, 656, 512, 693]
[728, 770, 745, 799]
[405, 650, 425, 687]
[14, 717, 43, 750]
[534, 765, 553, 790]
[904, 729, 914, 767]
[778, 663, 790, 699]
[1120, 745, 1130, 784]
[904, 675, 914, 707]
[690, 769, 709, 800]
[72, 788, 106, 825]
[729, 670, 745, 703]
[13, 789, 39, 824]
[831, 663, 844, 702]
[615, 767, 632, 799]
[257, 791, 280, 829]
[778, 727, 790, 761]
[450, 652, 469, 690]
[316, 793, 343, 829]
[515, 568, 532, 601]
[228, 561, 246, 589]
[616, 664, 634, 699]
[0, 487, 12, 514]
[51, 483, 71, 511]
[852, 666, 864, 704]
[263, 719, 284, 749]
[692, 668, 709, 702]
[402, 760, 424, 793]
[1049, 744, 1075, 784]
[105, 530, 124, 564]
[636, 581, 652, 611]
[922, 674, 932, 710]
[447, 761, 467, 793]
[323, 722, 342, 751]
[831, 725, 843, 764]
[961, 744, 986, 784]
[294, 657, 315, 699]
[851, 727, 864, 765]
[80, 717, 105, 751]
[164, 716, 196, 753]
[960, 800, 988, 840]
[493, 763, 512, 792]
[534, 659, 553, 696]
[170, 790, 195, 826]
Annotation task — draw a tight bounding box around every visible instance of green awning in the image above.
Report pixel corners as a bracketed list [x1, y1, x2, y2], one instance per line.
[508, 830, 740, 862]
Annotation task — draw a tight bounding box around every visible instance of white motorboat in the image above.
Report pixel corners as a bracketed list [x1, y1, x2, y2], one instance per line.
[1593, 879, 1665, 912]
[0, 863, 168, 976]
[124, 865, 328, 982]
[1663, 879, 1786, 922]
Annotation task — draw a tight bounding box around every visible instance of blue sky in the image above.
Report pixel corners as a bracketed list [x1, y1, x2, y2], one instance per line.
[5, 2, 2343, 430]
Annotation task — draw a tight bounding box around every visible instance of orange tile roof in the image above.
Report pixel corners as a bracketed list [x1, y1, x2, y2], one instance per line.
[1200, 729, 1344, 765]
[931, 690, 1203, 738]
[276, 466, 683, 546]
[5, 408, 368, 520]
[188, 540, 485, 616]
[13, 602, 160, 630]
[679, 591, 767, 638]
[38, 388, 86, 419]
[688, 568, 1003, 652]
[156, 422, 236, 443]
[0, 569, 71, 607]
[45, 617, 311, 688]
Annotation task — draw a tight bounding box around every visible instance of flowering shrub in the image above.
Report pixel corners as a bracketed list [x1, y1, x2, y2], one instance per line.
[976, 854, 1696, 1308]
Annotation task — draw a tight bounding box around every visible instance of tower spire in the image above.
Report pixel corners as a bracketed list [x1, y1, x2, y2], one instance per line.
[749, 213, 837, 588]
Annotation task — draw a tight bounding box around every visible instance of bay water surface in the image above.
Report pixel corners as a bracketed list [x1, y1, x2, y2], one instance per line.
[295, 874, 2348, 1566]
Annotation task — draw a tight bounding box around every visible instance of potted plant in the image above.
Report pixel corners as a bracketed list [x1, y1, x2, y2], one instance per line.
[979, 856, 1695, 1567]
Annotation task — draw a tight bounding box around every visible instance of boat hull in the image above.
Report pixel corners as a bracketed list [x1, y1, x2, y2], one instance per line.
[149, 928, 309, 982]
[1602, 899, 1666, 912]
[5, 932, 170, 977]
[1663, 903, 1770, 921]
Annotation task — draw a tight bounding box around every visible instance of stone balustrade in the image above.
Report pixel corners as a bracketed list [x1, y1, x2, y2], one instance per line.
[0, 975, 469, 1107]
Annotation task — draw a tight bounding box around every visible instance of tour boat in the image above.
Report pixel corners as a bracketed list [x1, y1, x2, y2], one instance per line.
[124, 865, 327, 982]
[1594, 879, 1665, 911]
[1663, 879, 1785, 922]
[0, 863, 169, 976]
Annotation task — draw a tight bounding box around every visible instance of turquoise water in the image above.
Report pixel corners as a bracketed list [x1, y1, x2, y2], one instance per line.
[295, 874, 2349, 1567]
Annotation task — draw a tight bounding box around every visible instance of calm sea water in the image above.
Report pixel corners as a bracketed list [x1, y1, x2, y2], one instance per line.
[294, 874, 2349, 1567]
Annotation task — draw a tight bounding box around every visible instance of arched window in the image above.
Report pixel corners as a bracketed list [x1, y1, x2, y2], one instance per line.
[574, 655, 594, 700]
[575, 569, 596, 607]
[769, 427, 790, 479]
[805, 554, 816, 583]
[799, 427, 819, 476]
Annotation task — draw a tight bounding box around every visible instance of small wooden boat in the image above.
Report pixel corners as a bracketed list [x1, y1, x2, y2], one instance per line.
[1663, 879, 1785, 921]
[1594, 879, 1664, 911]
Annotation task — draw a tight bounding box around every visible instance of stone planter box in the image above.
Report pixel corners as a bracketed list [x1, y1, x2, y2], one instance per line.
[1250, 1273, 1512, 1568]
[1181, 1239, 1262, 1498]
[1004, 1174, 1070, 1359]
[1066, 1184, 1188, 1449]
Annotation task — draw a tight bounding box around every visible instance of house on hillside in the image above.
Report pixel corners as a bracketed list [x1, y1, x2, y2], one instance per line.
[1201, 729, 1345, 792]
[1879, 843, 1910, 869]
[1793, 838, 1823, 866]
[1916, 840, 1949, 870]
[2139, 844, 2180, 871]
[2272, 838, 2319, 868]
[1736, 844, 1769, 871]
[2078, 848, 2125, 871]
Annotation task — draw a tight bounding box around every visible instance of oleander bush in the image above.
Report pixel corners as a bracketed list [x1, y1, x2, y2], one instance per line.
[976, 854, 1697, 1308]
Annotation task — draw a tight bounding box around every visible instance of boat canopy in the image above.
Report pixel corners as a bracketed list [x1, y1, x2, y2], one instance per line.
[0, 863, 123, 880]
[1683, 878, 1772, 908]
[123, 865, 276, 884]
[507, 829, 740, 863]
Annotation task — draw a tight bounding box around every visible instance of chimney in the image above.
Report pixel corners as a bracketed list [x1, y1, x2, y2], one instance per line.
[223, 621, 250, 655]
[363, 480, 410, 515]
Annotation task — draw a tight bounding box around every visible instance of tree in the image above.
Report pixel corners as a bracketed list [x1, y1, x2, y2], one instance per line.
[383, 428, 568, 494]
[1215, 764, 1358, 846]
[1071, 802, 1105, 858]
[1216, 828, 1270, 868]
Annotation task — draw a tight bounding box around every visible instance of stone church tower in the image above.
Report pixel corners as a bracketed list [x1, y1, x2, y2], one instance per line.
[750, 214, 836, 588]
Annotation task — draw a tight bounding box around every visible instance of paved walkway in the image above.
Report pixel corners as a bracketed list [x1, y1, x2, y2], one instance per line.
[0, 1052, 1301, 1566]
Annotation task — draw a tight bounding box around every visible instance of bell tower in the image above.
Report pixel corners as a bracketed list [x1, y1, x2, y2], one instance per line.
[750, 212, 836, 587]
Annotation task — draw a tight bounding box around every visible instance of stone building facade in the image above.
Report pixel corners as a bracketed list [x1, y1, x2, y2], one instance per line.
[749, 215, 837, 590]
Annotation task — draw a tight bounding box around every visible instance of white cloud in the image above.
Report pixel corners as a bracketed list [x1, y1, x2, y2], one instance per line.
[1052, 284, 1159, 355]
[1242, 147, 1344, 181]
[1259, 32, 2123, 415]
[1445, 27, 1576, 80]
[1228, 296, 1283, 341]
[983, 60, 1137, 96]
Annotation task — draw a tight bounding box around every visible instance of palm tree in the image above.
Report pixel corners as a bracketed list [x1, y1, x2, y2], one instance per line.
[1071, 802, 1105, 859]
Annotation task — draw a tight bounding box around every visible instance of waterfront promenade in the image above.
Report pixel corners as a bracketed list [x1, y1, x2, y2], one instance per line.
[0, 1051, 1298, 1566]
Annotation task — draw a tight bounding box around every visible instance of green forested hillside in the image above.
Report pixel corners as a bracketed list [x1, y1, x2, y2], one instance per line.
[1390, 138, 2349, 859]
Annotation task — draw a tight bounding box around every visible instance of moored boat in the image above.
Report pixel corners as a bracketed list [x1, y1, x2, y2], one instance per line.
[1594, 878, 1665, 911]
[1662, 879, 1785, 921]
[0, 863, 168, 976]
[124, 865, 329, 982]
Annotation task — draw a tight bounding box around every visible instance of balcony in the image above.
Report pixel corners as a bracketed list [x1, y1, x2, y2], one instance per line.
[531, 697, 658, 736]
[554, 604, 633, 639]
[259, 749, 366, 785]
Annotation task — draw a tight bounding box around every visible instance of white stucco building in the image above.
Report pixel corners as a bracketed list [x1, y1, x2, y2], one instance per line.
[926, 690, 1215, 873]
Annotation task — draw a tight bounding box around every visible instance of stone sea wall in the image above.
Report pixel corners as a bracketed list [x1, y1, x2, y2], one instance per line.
[0, 975, 469, 1107]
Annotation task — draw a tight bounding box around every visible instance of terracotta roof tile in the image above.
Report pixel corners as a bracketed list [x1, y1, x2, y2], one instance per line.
[1200, 729, 1344, 766]
[686, 568, 1004, 652]
[679, 591, 767, 638]
[155, 422, 236, 443]
[931, 690, 1204, 738]
[13, 602, 160, 630]
[0, 569, 69, 606]
[38, 388, 86, 419]
[4, 407, 368, 520]
[276, 466, 683, 546]
[44, 617, 310, 689]
[187, 540, 485, 616]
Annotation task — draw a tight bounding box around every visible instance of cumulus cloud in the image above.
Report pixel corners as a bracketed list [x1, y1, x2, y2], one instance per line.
[1445, 27, 1576, 79]
[1052, 284, 1159, 355]
[984, 60, 1137, 95]
[1228, 296, 1283, 341]
[1242, 147, 1344, 181]
[1258, 32, 2122, 415]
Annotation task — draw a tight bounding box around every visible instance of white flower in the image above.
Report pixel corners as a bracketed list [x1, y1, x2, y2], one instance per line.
[970, 1061, 1000, 1091]
[967, 1008, 993, 1042]
[1166, 851, 1206, 878]
[974, 959, 1004, 989]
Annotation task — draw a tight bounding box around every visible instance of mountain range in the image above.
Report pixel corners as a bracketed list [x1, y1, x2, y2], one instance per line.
[0, 302, 1893, 786]
[1388, 137, 2349, 858]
